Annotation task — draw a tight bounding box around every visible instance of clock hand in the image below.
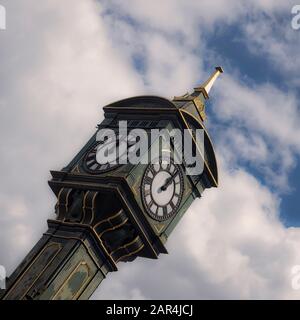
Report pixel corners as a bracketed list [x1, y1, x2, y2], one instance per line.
[159, 171, 179, 193]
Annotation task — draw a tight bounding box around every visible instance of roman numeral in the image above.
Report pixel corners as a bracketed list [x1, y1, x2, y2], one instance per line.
[148, 199, 154, 207]
[144, 176, 153, 185]
[87, 159, 97, 167]
[149, 165, 155, 176]
[86, 154, 95, 161]
[173, 170, 179, 178]
[144, 189, 151, 197]
[163, 207, 167, 216]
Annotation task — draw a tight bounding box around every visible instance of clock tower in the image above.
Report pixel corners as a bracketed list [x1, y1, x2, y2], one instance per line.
[1, 67, 223, 300]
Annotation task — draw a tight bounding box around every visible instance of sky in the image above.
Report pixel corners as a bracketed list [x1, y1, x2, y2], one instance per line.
[0, 0, 300, 299]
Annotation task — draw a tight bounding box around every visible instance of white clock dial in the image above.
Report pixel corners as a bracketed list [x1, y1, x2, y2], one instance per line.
[141, 156, 184, 221]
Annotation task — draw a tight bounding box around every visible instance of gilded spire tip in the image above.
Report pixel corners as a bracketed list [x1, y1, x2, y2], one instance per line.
[194, 66, 224, 99]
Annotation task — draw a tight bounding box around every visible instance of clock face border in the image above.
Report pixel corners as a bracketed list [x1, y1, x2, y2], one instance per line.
[82, 141, 122, 174]
[141, 156, 184, 222]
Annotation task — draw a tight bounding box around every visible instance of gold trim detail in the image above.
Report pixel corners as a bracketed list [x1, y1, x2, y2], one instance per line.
[72, 165, 80, 173]
[110, 236, 140, 256]
[57, 188, 73, 221]
[48, 182, 161, 258]
[93, 209, 124, 229]
[42, 230, 116, 270]
[98, 218, 129, 238]
[52, 261, 91, 300]
[179, 109, 218, 187]
[154, 224, 165, 234]
[81, 190, 89, 223]
[82, 191, 99, 225]
[44, 220, 117, 269]
[115, 244, 144, 263]
[115, 189, 158, 258]
[89, 192, 98, 225]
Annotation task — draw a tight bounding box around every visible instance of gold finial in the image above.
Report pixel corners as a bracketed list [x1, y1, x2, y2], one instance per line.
[194, 66, 224, 99]
[173, 66, 224, 122]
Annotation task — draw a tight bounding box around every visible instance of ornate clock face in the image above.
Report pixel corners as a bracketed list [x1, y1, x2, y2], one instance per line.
[141, 156, 184, 221]
[83, 129, 138, 174]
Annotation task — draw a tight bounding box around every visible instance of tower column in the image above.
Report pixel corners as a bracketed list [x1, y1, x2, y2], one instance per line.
[2, 220, 116, 300]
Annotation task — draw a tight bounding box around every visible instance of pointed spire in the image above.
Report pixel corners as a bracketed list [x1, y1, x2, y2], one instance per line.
[194, 66, 224, 99]
[173, 66, 224, 122]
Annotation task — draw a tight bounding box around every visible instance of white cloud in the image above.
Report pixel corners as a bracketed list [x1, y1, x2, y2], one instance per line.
[0, 0, 142, 273]
[241, 9, 300, 82]
[212, 74, 300, 189]
[217, 128, 269, 165]
[215, 75, 300, 149]
[102, 0, 293, 31]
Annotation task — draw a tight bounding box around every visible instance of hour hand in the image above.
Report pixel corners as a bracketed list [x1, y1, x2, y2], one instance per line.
[158, 171, 178, 193]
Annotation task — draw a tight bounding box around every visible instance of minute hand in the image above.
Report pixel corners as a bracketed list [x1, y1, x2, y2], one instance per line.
[159, 171, 179, 192]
